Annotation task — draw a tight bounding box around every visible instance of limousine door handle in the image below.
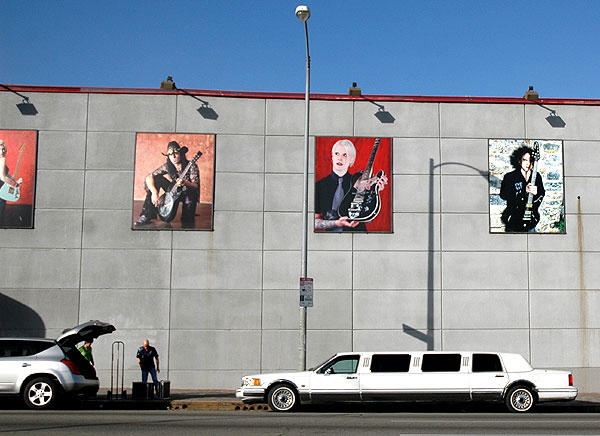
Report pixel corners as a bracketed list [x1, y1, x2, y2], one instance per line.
[495, 374, 505, 378]
[22, 363, 31, 367]
[346, 376, 358, 379]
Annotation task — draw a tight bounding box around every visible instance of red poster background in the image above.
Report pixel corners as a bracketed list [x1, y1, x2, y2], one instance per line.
[315, 137, 393, 232]
[0, 129, 37, 204]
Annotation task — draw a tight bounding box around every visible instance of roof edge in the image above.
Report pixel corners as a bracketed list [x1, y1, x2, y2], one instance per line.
[2, 83, 600, 105]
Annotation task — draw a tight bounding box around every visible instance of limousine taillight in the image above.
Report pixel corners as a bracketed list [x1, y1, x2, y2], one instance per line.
[569, 374, 574, 387]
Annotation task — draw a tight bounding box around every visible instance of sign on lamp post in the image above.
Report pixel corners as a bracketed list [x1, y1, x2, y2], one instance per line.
[300, 277, 313, 307]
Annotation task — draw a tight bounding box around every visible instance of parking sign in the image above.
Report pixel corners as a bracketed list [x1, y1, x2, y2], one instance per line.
[299, 278, 313, 307]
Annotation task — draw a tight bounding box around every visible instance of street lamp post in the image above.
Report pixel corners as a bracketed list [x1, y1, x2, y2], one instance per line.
[296, 4, 310, 371]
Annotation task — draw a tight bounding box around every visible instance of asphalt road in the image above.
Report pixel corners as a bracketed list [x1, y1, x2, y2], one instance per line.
[1, 410, 600, 436]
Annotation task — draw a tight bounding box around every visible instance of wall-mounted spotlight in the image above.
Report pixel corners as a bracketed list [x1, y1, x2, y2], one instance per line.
[348, 82, 362, 96]
[160, 76, 176, 90]
[523, 86, 539, 101]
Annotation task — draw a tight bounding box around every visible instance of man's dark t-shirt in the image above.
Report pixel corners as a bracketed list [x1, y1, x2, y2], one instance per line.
[136, 346, 159, 370]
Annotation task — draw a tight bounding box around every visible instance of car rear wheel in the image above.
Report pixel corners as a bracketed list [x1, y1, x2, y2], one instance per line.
[267, 383, 298, 412]
[23, 377, 60, 409]
[505, 385, 535, 413]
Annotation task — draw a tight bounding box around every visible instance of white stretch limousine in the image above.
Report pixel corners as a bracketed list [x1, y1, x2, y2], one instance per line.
[236, 351, 577, 412]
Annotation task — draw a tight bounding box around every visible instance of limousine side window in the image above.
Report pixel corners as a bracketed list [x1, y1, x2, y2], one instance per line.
[319, 355, 360, 374]
[421, 354, 462, 372]
[472, 353, 504, 372]
[370, 354, 411, 372]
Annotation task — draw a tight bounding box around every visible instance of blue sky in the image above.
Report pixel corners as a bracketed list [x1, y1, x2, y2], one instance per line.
[3, 0, 600, 99]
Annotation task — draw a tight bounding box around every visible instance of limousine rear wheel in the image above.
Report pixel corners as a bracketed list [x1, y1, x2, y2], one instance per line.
[268, 383, 298, 412]
[505, 385, 535, 412]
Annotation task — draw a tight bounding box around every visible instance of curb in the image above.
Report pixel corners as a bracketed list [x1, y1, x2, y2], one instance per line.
[169, 399, 270, 412]
[87, 390, 600, 412]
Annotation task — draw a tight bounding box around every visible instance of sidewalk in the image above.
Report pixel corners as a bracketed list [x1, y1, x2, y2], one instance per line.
[90, 389, 600, 412]
[90, 389, 255, 411]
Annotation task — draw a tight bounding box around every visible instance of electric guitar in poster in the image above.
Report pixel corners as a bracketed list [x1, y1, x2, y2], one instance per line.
[0, 144, 25, 202]
[158, 151, 202, 222]
[337, 138, 386, 223]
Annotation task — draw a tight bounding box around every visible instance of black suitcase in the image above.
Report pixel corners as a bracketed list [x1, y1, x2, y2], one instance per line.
[158, 380, 170, 399]
[132, 382, 154, 400]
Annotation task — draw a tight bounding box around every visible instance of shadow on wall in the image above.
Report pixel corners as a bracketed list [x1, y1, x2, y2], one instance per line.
[0, 293, 45, 337]
[404, 160, 492, 350]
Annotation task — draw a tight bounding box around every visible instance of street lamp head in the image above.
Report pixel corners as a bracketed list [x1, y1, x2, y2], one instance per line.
[295, 5, 310, 22]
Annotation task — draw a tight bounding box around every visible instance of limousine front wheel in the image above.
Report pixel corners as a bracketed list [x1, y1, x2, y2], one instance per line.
[268, 383, 298, 412]
[505, 385, 535, 412]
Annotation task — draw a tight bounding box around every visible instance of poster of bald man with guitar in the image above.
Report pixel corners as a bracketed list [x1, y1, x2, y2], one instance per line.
[314, 137, 392, 233]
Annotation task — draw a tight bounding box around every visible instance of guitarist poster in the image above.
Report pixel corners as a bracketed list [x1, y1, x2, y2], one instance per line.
[489, 139, 565, 233]
[315, 137, 392, 233]
[132, 133, 215, 231]
[0, 129, 37, 229]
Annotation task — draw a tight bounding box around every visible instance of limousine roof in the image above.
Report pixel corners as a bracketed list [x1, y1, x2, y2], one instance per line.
[335, 351, 521, 355]
[333, 351, 534, 372]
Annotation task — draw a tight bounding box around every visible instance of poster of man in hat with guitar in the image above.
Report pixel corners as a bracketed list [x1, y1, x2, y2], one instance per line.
[134, 140, 201, 228]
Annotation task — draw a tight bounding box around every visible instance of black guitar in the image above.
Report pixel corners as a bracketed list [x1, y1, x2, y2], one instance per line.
[158, 151, 202, 222]
[337, 138, 385, 223]
[505, 142, 541, 231]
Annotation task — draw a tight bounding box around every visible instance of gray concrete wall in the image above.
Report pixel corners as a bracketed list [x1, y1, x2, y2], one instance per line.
[0, 88, 598, 392]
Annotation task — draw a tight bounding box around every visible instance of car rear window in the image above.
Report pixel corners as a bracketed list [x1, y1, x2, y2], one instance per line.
[421, 354, 462, 372]
[0, 340, 53, 357]
[371, 354, 411, 372]
[30, 341, 55, 354]
[472, 353, 503, 372]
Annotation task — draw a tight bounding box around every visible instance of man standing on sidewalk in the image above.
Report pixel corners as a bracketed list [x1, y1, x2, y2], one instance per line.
[136, 339, 160, 395]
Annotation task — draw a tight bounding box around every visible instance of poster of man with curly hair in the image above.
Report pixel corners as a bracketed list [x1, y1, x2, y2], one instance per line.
[489, 139, 565, 233]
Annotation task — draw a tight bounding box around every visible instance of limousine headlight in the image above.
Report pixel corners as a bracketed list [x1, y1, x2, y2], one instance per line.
[242, 377, 261, 387]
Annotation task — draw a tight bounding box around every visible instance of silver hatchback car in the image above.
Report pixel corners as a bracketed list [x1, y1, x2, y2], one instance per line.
[0, 320, 115, 409]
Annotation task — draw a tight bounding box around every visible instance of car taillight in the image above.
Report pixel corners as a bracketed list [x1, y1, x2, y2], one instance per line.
[569, 374, 574, 386]
[61, 358, 82, 375]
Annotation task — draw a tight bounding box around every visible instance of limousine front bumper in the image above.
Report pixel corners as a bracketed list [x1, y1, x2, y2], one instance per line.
[236, 387, 266, 404]
[536, 386, 578, 402]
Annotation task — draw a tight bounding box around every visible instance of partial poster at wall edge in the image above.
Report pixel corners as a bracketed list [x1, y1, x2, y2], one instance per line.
[0, 129, 38, 229]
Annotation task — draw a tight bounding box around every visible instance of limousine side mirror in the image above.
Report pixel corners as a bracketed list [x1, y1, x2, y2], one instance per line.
[324, 368, 333, 375]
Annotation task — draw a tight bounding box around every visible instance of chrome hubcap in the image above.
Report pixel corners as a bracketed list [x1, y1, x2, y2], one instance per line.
[28, 382, 53, 406]
[272, 388, 294, 410]
[511, 389, 532, 410]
